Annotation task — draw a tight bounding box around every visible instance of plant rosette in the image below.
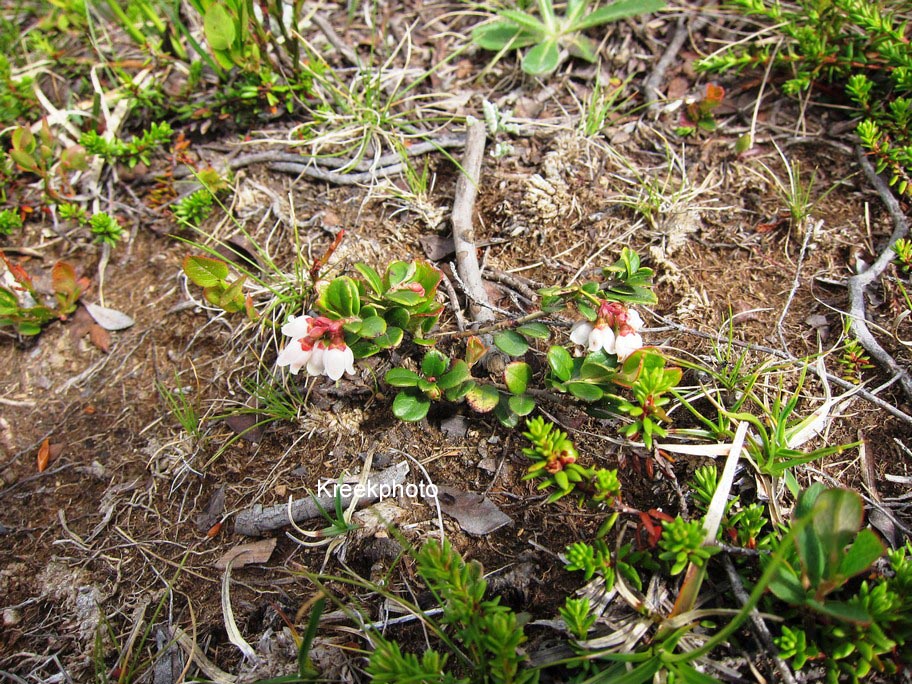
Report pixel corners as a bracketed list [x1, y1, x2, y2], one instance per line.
[277, 314, 356, 381]
[570, 300, 644, 360]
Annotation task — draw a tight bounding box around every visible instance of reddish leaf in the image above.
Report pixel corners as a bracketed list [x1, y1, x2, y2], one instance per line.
[704, 83, 725, 106]
[37, 438, 50, 472]
[88, 324, 110, 353]
[1, 251, 33, 290]
[51, 261, 78, 298]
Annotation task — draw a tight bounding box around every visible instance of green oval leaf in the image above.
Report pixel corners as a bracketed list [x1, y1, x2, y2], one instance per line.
[421, 349, 449, 378]
[204, 2, 236, 51]
[9, 150, 38, 172]
[183, 255, 229, 287]
[385, 307, 410, 329]
[575, 0, 666, 31]
[219, 276, 246, 311]
[504, 361, 531, 395]
[466, 385, 500, 413]
[385, 368, 421, 387]
[495, 399, 520, 428]
[567, 382, 604, 402]
[508, 394, 535, 416]
[392, 390, 430, 422]
[354, 262, 383, 294]
[439, 360, 471, 390]
[494, 330, 529, 357]
[11, 126, 35, 152]
[357, 315, 387, 339]
[375, 326, 404, 349]
[522, 39, 560, 76]
[547, 345, 573, 382]
[445, 380, 475, 402]
[320, 276, 361, 317]
[516, 321, 550, 340]
[385, 289, 424, 306]
[472, 21, 527, 50]
[837, 529, 885, 580]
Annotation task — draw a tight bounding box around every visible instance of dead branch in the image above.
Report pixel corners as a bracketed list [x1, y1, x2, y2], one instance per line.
[233, 462, 409, 536]
[850, 150, 912, 400]
[311, 14, 361, 69]
[644, 16, 705, 112]
[451, 121, 494, 325]
[722, 556, 798, 684]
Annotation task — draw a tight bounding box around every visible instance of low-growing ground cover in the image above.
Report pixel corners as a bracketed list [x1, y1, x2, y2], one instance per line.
[1, 1, 911, 682]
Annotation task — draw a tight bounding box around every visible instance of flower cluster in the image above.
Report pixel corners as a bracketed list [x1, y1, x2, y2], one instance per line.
[546, 446, 577, 474]
[276, 315, 356, 381]
[569, 301, 644, 360]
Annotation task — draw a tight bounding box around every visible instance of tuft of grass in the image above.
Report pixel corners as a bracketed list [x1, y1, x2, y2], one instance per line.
[155, 370, 202, 441]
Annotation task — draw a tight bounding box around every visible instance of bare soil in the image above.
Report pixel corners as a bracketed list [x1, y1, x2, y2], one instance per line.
[1, 2, 911, 682]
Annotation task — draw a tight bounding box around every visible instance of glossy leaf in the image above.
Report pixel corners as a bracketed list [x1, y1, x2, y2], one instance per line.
[516, 321, 550, 339]
[421, 350, 449, 378]
[354, 262, 383, 294]
[504, 361, 531, 395]
[385, 368, 421, 387]
[495, 399, 520, 428]
[547, 345, 573, 381]
[567, 382, 603, 401]
[374, 326, 404, 349]
[385, 289, 424, 306]
[392, 390, 430, 422]
[357, 315, 387, 339]
[438, 360, 471, 390]
[508, 394, 535, 416]
[494, 330, 529, 356]
[321, 277, 361, 317]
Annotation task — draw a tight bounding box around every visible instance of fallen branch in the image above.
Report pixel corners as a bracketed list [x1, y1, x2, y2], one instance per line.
[451, 121, 494, 325]
[721, 556, 798, 684]
[174, 135, 466, 185]
[644, 16, 707, 112]
[850, 150, 912, 400]
[233, 462, 409, 536]
[172, 626, 236, 684]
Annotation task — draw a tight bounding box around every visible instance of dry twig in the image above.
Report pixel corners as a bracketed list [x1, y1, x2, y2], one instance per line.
[451, 121, 494, 325]
[721, 556, 798, 684]
[850, 150, 912, 399]
[234, 462, 409, 536]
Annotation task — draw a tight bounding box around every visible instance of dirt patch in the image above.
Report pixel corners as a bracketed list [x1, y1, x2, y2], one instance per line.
[2, 2, 912, 682]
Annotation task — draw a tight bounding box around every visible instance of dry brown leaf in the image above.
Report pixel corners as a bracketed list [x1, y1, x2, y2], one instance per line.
[68, 306, 94, 341]
[88, 324, 111, 353]
[431, 485, 512, 536]
[214, 537, 276, 569]
[224, 414, 263, 443]
[37, 438, 50, 472]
